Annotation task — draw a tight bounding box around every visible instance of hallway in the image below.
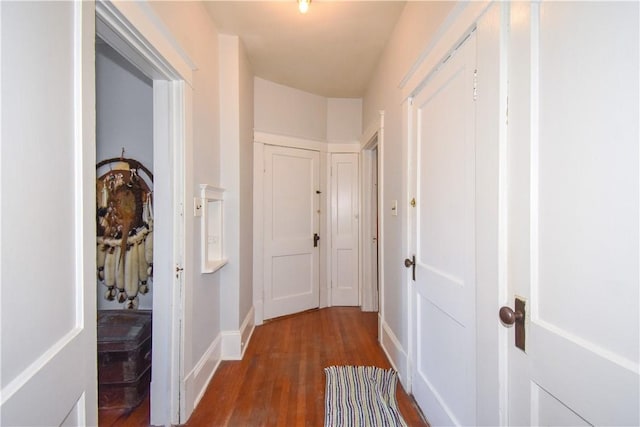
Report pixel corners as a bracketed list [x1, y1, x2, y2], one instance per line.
[100, 308, 427, 426]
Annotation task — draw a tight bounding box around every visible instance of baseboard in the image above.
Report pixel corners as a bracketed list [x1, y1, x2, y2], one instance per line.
[380, 319, 410, 390]
[240, 306, 255, 358]
[254, 300, 264, 326]
[184, 333, 222, 418]
[222, 306, 255, 360]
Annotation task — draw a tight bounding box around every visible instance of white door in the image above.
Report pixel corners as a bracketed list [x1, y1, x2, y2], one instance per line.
[505, 2, 639, 425]
[264, 145, 320, 319]
[1, 2, 98, 425]
[330, 153, 359, 306]
[408, 32, 477, 426]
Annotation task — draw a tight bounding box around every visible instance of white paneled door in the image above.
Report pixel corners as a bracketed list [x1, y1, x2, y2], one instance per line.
[330, 153, 359, 306]
[408, 32, 478, 426]
[264, 145, 320, 319]
[0, 1, 97, 425]
[506, 2, 639, 425]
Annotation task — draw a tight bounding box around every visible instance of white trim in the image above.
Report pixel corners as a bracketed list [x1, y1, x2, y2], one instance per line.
[199, 185, 227, 273]
[327, 142, 360, 153]
[184, 334, 222, 416]
[321, 152, 331, 308]
[221, 306, 256, 360]
[253, 142, 265, 326]
[401, 1, 492, 99]
[377, 112, 385, 340]
[96, 1, 195, 84]
[254, 131, 359, 153]
[221, 331, 242, 360]
[96, 3, 191, 425]
[359, 113, 383, 313]
[360, 118, 381, 150]
[240, 306, 256, 358]
[380, 320, 409, 389]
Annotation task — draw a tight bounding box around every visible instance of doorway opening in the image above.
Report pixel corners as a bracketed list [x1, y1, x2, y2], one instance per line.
[95, 2, 190, 424]
[95, 35, 154, 419]
[361, 137, 381, 313]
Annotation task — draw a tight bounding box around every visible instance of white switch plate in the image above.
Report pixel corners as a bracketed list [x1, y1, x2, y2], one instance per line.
[391, 200, 398, 216]
[194, 197, 202, 217]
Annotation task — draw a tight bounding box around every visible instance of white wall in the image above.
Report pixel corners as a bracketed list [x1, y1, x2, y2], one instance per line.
[254, 78, 362, 143]
[254, 77, 327, 141]
[327, 98, 362, 143]
[95, 40, 154, 310]
[362, 1, 454, 377]
[147, 2, 223, 420]
[238, 39, 255, 328]
[219, 34, 255, 355]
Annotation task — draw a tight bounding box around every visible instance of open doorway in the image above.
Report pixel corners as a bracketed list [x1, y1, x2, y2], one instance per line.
[361, 138, 380, 313]
[95, 36, 154, 420]
[95, 3, 191, 424]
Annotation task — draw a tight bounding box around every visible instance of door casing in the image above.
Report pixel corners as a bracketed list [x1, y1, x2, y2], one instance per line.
[95, 2, 193, 424]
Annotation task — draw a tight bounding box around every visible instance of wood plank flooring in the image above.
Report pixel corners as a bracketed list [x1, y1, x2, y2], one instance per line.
[99, 307, 428, 426]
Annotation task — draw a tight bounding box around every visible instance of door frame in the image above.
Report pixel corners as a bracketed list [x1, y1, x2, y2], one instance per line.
[359, 112, 384, 314]
[95, 2, 194, 424]
[401, 2, 508, 425]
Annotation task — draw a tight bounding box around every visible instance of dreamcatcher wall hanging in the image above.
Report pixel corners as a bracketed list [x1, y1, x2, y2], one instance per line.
[96, 154, 153, 309]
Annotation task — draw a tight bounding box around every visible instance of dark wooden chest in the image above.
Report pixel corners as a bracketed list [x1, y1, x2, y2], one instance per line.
[97, 310, 152, 409]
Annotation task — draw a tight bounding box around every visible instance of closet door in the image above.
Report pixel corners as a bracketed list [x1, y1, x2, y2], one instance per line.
[330, 153, 359, 306]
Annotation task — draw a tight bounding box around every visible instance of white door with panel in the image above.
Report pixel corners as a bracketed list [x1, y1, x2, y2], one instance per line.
[505, 2, 639, 425]
[330, 153, 359, 306]
[264, 145, 320, 319]
[408, 32, 477, 426]
[1, 2, 97, 425]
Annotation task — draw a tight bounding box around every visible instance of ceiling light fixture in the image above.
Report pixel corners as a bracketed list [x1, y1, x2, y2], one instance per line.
[298, 0, 311, 14]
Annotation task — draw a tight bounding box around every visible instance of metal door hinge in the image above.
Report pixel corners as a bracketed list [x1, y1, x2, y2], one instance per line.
[473, 69, 478, 101]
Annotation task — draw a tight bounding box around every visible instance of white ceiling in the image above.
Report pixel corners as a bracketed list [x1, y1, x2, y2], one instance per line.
[204, 1, 406, 98]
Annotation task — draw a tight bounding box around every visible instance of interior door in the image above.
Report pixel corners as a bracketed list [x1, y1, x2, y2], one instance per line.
[330, 153, 359, 306]
[264, 145, 320, 319]
[408, 32, 477, 426]
[1, 1, 98, 425]
[505, 2, 639, 425]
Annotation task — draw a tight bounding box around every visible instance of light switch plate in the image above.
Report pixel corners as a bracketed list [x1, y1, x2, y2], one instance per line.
[194, 197, 202, 217]
[391, 200, 398, 216]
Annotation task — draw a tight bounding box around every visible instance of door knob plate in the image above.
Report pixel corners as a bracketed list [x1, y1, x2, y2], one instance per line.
[404, 256, 416, 281]
[500, 297, 526, 352]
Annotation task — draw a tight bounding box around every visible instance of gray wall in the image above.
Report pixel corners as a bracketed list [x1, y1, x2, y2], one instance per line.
[95, 39, 153, 310]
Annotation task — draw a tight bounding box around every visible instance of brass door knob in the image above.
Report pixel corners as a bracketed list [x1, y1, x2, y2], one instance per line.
[499, 306, 524, 325]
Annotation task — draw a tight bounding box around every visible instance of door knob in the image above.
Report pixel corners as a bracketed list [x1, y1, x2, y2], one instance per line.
[500, 297, 526, 351]
[499, 306, 523, 325]
[404, 255, 415, 281]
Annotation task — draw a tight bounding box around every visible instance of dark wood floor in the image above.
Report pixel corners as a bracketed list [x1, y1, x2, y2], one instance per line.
[99, 307, 428, 426]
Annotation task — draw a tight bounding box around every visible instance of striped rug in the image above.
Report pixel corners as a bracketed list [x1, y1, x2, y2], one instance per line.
[324, 366, 408, 427]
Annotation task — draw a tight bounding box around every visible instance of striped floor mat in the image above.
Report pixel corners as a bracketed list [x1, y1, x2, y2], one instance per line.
[324, 366, 408, 427]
